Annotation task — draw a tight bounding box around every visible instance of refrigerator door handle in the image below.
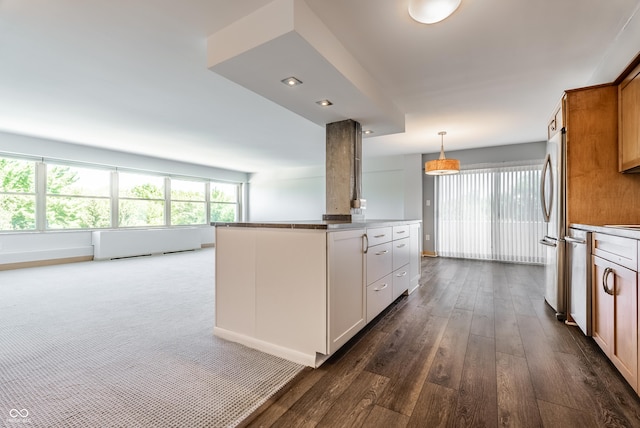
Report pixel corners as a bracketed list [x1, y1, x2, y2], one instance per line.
[540, 153, 553, 223]
[564, 236, 586, 245]
[539, 236, 558, 247]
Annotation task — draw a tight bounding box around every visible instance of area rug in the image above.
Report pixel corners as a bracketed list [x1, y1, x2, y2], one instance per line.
[0, 248, 302, 427]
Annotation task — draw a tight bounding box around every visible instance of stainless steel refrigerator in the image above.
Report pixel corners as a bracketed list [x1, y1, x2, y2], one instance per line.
[539, 128, 566, 321]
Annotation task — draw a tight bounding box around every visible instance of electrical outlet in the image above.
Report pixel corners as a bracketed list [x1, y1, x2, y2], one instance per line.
[425, 234, 430, 241]
[425, 200, 431, 207]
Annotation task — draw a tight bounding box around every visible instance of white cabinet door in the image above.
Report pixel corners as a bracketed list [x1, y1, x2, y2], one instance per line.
[327, 229, 366, 354]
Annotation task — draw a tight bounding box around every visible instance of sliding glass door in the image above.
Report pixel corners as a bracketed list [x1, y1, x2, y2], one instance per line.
[436, 163, 546, 264]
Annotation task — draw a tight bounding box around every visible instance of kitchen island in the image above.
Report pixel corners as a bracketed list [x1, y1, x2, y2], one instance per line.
[213, 220, 421, 367]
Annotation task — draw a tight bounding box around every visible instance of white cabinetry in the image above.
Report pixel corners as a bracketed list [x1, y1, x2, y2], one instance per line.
[327, 229, 366, 354]
[365, 223, 421, 321]
[366, 227, 393, 322]
[215, 221, 421, 367]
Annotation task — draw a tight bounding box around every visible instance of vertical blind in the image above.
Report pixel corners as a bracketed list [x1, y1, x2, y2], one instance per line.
[436, 162, 546, 264]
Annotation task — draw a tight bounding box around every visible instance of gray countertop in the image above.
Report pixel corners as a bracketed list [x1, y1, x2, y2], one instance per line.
[211, 219, 421, 230]
[571, 223, 640, 240]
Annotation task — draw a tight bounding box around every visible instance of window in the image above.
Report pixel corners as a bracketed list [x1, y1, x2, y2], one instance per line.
[0, 157, 36, 230]
[436, 163, 546, 264]
[0, 152, 243, 232]
[118, 172, 165, 227]
[210, 182, 239, 222]
[46, 164, 111, 229]
[170, 179, 206, 225]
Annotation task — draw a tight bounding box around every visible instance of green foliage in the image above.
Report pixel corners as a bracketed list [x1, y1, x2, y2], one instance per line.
[47, 165, 79, 194]
[0, 159, 36, 230]
[210, 203, 236, 222]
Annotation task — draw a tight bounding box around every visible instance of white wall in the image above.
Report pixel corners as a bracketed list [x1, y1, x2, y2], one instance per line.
[0, 131, 235, 266]
[248, 154, 423, 222]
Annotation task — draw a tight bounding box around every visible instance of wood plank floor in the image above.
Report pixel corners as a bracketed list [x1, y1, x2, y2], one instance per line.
[242, 257, 640, 428]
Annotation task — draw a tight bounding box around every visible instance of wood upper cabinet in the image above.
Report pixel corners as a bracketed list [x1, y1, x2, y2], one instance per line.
[619, 63, 640, 172]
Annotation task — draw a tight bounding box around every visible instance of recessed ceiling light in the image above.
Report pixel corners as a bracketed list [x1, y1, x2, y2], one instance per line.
[363, 130, 374, 135]
[316, 99, 333, 107]
[281, 76, 302, 87]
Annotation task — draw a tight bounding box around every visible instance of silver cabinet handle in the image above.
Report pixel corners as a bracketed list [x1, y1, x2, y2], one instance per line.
[602, 267, 614, 296]
[396, 244, 406, 248]
[374, 234, 386, 238]
[375, 250, 389, 255]
[396, 271, 407, 277]
[363, 233, 369, 254]
[374, 283, 388, 292]
[396, 230, 406, 234]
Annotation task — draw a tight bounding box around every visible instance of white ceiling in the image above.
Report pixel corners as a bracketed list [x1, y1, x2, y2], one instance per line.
[1, 0, 639, 173]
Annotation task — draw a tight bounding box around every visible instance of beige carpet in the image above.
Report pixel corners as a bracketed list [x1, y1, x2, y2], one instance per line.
[0, 248, 302, 427]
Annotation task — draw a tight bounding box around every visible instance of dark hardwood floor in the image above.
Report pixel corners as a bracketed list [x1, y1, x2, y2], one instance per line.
[242, 257, 640, 427]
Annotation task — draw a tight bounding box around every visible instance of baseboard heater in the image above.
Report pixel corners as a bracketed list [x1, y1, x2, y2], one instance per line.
[92, 228, 201, 260]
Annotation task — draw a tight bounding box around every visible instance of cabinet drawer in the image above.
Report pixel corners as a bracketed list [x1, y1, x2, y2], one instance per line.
[366, 242, 393, 284]
[392, 225, 410, 240]
[367, 227, 392, 247]
[593, 233, 637, 271]
[392, 267, 410, 301]
[392, 237, 410, 270]
[367, 274, 393, 323]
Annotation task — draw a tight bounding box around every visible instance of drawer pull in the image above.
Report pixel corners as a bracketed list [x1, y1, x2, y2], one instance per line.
[396, 271, 407, 277]
[374, 234, 386, 238]
[374, 283, 388, 292]
[396, 244, 406, 248]
[375, 250, 389, 256]
[602, 267, 615, 296]
[396, 230, 406, 234]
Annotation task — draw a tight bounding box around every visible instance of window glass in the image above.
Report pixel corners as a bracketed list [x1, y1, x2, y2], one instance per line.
[47, 164, 110, 196]
[119, 172, 164, 199]
[118, 172, 165, 227]
[210, 182, 237, 202]
[0, 157, 36, 230]
[210, 182, 239, 222]
[46, 164, 111, 229]
[171, 179, 205, 201]
[119, 200, 165, 227]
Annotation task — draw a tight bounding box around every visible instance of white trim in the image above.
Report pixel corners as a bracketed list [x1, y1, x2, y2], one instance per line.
[213, 326, 324, 368]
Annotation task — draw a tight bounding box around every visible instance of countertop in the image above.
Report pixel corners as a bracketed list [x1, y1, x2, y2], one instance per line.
[211, 219, 421, 230]
[571, 223, 640, 240]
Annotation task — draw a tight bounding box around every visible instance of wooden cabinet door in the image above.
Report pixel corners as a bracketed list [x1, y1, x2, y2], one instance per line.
[592, 255, 638, 390]
[611, 263, 638, 390]
[619, 66, 640, 171]
[593, 256, 614, 355]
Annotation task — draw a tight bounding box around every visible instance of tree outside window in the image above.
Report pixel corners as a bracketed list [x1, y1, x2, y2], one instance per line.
[0, 157, 36, 230]
[46, 164, 111, 229]
[210, 183, 238, 222]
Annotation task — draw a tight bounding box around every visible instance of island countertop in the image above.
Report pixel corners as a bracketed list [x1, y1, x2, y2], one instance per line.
[211, 219, 421, 230]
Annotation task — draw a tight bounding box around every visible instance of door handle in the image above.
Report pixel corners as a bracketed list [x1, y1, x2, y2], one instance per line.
[539, 237, 557, 248]
[540, 153, 553, 223]
[564, 236, 585, 244]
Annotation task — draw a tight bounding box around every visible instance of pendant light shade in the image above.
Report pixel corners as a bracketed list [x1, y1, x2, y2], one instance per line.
[425, 131, 460, 175]
[408, 0, 462, 24]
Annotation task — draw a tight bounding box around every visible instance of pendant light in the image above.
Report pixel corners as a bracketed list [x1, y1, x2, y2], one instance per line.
[408, 0, 462, 24]
[425, 131, 460, 175]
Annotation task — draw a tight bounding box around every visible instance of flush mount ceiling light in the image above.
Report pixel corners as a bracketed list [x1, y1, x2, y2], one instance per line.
[281, 76, 302, 87]
[363, 130, 374, 135]
[408, 0, 462, 24]
[316, 99, 333, 107]
[425, 131, 460, 175]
